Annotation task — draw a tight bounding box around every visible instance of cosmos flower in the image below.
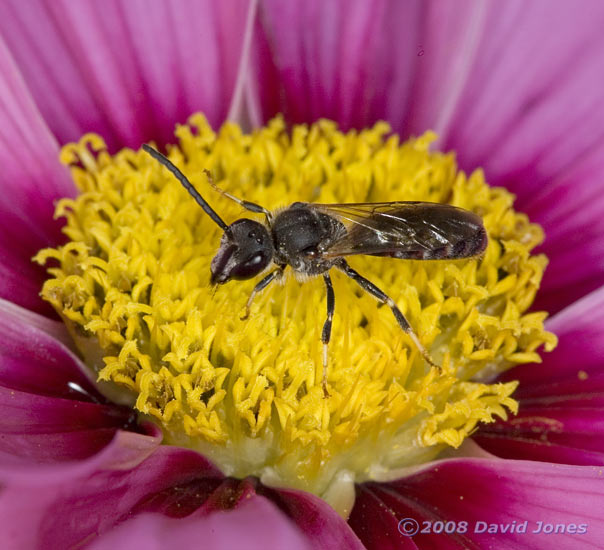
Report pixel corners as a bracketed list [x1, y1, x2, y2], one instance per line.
[1, 1, 604, 549]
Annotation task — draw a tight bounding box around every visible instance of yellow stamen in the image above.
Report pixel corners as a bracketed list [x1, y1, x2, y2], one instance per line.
[36, 114, 556, 500]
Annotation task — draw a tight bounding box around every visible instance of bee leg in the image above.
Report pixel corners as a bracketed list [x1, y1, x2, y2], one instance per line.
[203, 170, 273, 224]
[336, 259, 438, 370]
[240, 268, 283, 320]
[321, 273, 335, 397]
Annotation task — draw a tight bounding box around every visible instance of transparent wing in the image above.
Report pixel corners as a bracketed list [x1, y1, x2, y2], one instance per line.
[310, 201, 487, 260]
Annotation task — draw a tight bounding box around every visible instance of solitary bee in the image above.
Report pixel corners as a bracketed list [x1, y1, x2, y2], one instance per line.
[143, 145, 487, 396]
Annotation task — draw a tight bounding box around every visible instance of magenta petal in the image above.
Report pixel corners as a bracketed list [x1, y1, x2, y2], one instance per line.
[88, 498, 313, 550]
[527, 148, 604, 313]
[0, 39, 74, 315]
[444, 0, 604, 198]
[127, 474, 364, 549]
[475, 408, 604, 465]
[0, 0, 254, 152]
[262, 487, 366, 550]
[251, 1, 497, 136]
[0, 386, 133, 434]
[397, 1, 488, 138]
[350, 458, 604, 549]
[443, 0, 604, 185]
[502, 285, 604, 388]
[476, 286, 604, 465]
[0, 299, 106, 401]
[0, 446, 223, 549]
[441, 1, 604, 313]
[0, 426, 162, 487]
[252, 0, 421, 129]
[474, 437, 604, 467]
[0, 299, 160, 474]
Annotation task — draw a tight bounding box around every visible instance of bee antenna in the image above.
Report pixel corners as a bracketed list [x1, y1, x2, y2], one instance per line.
[142, 144, 228, 231]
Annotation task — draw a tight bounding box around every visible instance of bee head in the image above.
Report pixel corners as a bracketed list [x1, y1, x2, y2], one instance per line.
[210, 219, 274, 284]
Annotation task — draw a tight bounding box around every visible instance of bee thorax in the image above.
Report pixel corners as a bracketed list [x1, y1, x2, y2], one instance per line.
[272, 203, 345, 275]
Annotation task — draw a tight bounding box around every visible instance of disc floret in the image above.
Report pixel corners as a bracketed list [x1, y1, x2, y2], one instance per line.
[36, 115, 556, 500]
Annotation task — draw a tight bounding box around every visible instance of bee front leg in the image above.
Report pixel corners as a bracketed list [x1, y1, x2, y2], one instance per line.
[321, 272, 335, 397]
[203, 170, 273, 224]
[241, 267, 283, 320]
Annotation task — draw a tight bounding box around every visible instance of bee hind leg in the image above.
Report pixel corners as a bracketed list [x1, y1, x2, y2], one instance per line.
[335, 259, 439, 371]
[321, 272, 335, 397]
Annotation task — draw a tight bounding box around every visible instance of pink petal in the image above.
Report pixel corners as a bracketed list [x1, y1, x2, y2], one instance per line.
[444, 1, 604, 199]
[131, 475, 364, 549]
[0, 298, 110, 404]
[520, 149, 604, 313]
[261, 486, 366, 550]
[504, 285, 604, 389]
[0, 298, 104, 403]
[394, 1, 487, 139]
[441, 1, 604, 313]
[0, 38, 74, 315]
[88, 499, 313, 550]
[251, 0, 483, 132]
[475, 408, 604, 465]
[0, 439, 362, 550]
[0, 427, 162, 487]
[0, 0, 255, 152]
[251, 0, 416, 128]
[350, 458, 604, 549]
[476, 286, 604, 465]
[1, 386, 132, 434]
[0, 446, 223, 549]
[0, 298, 162, 478]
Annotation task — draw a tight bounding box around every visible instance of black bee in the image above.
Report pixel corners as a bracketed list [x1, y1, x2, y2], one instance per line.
[142, 145, 487, 396]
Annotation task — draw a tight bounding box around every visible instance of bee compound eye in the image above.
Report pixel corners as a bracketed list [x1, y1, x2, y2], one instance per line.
[230, 252, 269, 280]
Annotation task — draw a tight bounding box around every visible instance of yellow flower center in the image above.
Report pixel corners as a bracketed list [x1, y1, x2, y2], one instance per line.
[36, 114, 556, 512]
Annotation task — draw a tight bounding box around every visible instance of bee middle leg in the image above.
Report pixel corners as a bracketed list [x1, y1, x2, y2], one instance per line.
[335, 259, 438, 369]
[321, 273, 335, 397]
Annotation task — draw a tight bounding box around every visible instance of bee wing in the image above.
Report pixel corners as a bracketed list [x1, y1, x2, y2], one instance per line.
[310, 202, 487, 260]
